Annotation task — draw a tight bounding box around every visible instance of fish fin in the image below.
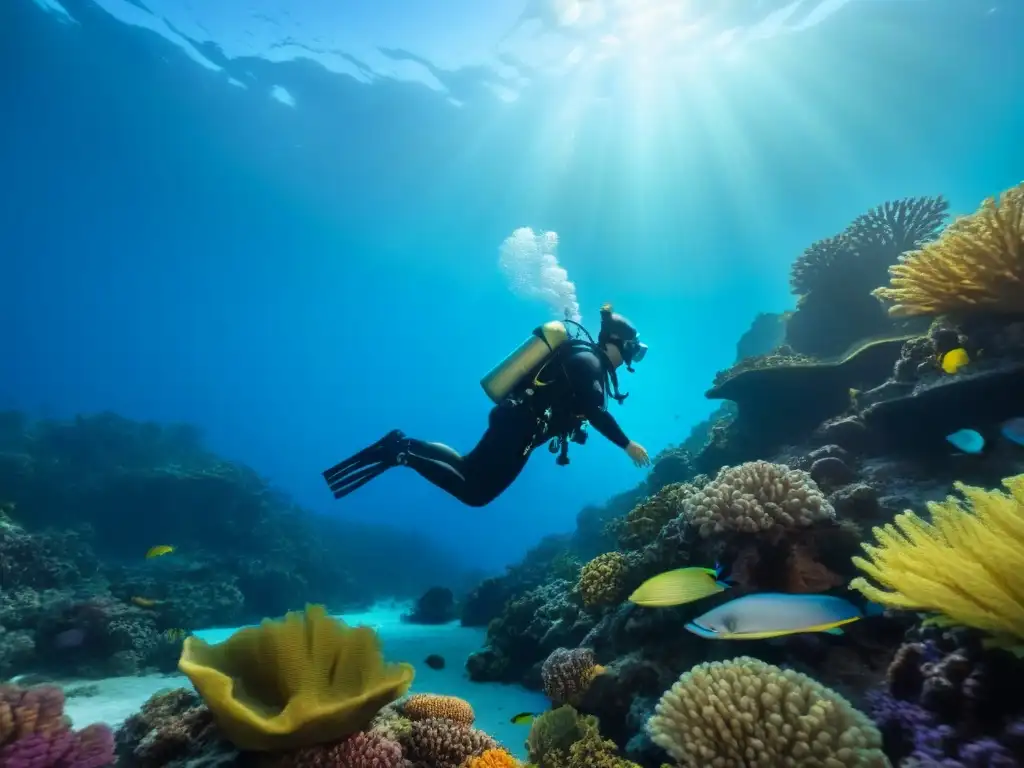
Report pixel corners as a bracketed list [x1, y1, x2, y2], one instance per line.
[823, 627, 845, 635]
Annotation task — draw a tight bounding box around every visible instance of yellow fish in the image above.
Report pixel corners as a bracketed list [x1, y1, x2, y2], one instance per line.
[131, 596, 164, 609]
[164, 628, 187, 641]
[628, 566, 730, 608]
[510, 712, 539, 726]
[940, 348, 970, 374]
[145, 545, 175, 559]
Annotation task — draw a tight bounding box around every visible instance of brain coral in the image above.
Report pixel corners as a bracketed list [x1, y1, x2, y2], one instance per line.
[577, 552, 632, 608]
[686, 460, 835, 538]
[648, 657, 888, 767]
[541, 647, 605, 707]
[403, 694, 475, 725]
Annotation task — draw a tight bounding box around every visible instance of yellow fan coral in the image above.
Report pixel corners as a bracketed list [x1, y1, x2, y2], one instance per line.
[872, 181, 1024, 316]
[850, 475, 1024, 641]
[648, 657, 888, 767]
[178, 604, 414, 751]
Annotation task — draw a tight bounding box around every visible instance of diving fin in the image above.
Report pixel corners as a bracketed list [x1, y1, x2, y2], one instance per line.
[322, 430, 407, 499]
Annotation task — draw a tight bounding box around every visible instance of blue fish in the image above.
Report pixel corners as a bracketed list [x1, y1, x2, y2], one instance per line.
[946, 418, 1024, 454]
[685, 593, 866, 640]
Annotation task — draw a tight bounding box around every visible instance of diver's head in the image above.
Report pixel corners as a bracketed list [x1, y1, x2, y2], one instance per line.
[598, 303, 647, 372]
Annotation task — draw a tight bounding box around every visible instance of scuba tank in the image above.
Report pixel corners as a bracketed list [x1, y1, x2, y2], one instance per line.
[480, 320, 569, 403]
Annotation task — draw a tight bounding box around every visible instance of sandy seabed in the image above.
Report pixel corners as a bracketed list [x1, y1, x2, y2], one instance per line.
[60, 604, 548, 760]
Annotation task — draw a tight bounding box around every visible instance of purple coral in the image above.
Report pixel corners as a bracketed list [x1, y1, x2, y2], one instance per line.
[0, 684, 114, 767]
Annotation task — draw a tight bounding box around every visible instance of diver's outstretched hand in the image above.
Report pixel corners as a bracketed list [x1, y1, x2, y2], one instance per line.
[626, 441, 650, 468]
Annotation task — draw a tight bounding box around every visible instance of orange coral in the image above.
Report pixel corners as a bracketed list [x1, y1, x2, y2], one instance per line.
[463, 747, 521, 768]
[403, 694, 475, 726]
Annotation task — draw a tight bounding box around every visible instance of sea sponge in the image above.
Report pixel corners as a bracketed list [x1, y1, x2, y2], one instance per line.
[178, 604, 414, 751]
[463, 747, 521, 768]
[541, 647, 605, 706]
[686, 460, 835, 538]
[577, 552, 631, 608]
[266, 730, 405, 768]
[647, 657, 888, 767]
[401, 717, 498, 768]
[850, 475, 1024, 642]
[610, 483, 696, 550]
[403, 694, 475, 725]
[873, 181, 1024, 316]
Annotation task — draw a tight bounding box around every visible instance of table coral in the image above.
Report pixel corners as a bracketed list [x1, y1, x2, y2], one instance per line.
[647, 656, 888, 767]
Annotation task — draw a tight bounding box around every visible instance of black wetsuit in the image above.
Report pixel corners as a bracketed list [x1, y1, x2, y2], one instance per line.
[323, 343, 631, 507]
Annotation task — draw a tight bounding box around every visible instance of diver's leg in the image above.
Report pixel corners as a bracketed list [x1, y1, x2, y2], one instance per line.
[401, 404, 537, 507]
[322, 429, 407, 499]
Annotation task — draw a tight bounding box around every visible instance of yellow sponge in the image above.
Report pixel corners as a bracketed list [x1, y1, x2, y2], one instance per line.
[178, 604, 414, 751]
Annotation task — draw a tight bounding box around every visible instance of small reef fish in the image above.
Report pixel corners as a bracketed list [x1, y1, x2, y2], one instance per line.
[131, 596, 165, 609]
[939, 347, 970, 374]
[684, 593, 865, 640]
[945, 418, 1024, 454]
[145, 545, 175, 559]
[424, 654, 446, 670]
[628, 565, 731, 608]
[164, 628, 188, 641]
[510, 712, 539, 726]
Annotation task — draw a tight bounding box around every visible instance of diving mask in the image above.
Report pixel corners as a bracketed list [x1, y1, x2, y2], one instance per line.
[622, 337, 648, 366]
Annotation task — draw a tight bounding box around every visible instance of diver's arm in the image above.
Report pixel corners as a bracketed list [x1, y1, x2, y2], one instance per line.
[566, 352, 631, 448]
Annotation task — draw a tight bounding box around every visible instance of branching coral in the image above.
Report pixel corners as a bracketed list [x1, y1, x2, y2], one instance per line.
[178, 604, 414, 751]
[873, 182, 1024, 316]
[402, 694, 475, 725]
[400, 717, 498, 768]
[685, 460, 835, 538]
[647, 657, 888, 767]
[0, 683, 115, 768]
[541, 647, 605, 707]
[577, 553, 631, 609]
[850, 474, 1024, 643]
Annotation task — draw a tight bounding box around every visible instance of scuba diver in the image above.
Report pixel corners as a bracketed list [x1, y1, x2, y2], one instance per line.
[322, 303, 651, 508]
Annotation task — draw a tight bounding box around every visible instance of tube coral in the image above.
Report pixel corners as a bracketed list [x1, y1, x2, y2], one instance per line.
[647, 657, 887, 767]
[873, 181, 1024, 316]
[850, 474, 1024, 642]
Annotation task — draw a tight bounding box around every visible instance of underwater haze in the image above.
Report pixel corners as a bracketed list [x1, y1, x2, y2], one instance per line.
[2, 0, 1022, 573]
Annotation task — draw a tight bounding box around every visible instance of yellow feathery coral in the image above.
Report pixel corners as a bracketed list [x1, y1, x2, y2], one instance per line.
[178, 604, 414, 751]
[873, 181, 1024, 316]
[850, 475, 1024, 641]
[577, 552, 630, 608]
[648, 657, 888, 767]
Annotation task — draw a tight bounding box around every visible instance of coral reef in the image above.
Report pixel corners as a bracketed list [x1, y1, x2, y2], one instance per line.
[873, 181, 1023, 317]
[178, 604, 414, 751]
[402, 694, 475, 726]
[0, 683, 115, 767]
[541, 647, 605, 707]
[577, 553, 633, 609]
[114, 688, 236, 767]
[401, 717, 498, 768]
[648, 657, 887, 767]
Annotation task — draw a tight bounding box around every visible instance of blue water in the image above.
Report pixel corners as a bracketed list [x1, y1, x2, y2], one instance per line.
[2, 0, 1022, 572]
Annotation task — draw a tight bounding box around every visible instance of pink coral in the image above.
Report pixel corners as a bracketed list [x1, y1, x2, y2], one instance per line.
[0, 684, 113, 767]
[270, 730, 405, 767]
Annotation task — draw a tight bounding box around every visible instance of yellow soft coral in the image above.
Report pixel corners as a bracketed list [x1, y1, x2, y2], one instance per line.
[872, 181, 1024, 316]
[463, 747, 522, 768]
[404, 694, 475, 725]
[577, 552, 630, 608]
[178, 604, 414, 751]
[850, 475, 1024, 642]
[648, 657, 888, 767]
